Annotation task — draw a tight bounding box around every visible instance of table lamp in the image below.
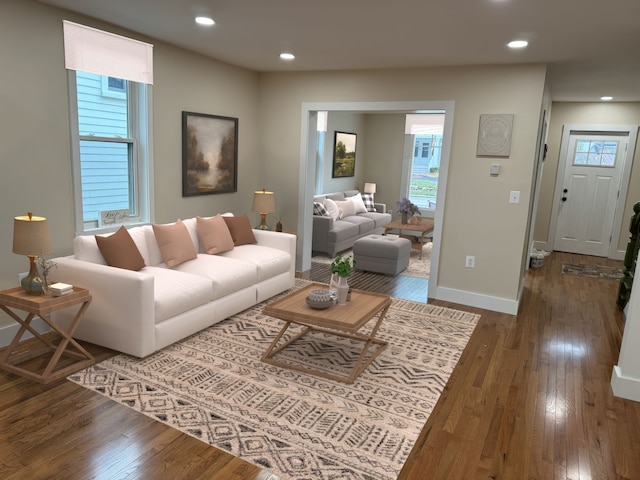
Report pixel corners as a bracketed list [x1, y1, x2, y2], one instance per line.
[252, 189, 276, 230]
[13, 212, 52, 295]
[364, 183, 377, 194]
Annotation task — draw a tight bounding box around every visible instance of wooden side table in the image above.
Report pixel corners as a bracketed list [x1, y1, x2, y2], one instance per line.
[0, 286, 94, 384]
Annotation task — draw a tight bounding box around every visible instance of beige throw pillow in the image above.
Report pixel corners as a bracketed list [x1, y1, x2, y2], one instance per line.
[152, 219, 198, 267]
[335, 199, 357, 219]
[196, 215, 234, 254]
[95, 226, 146, 271]
[222, 214, 257, 246]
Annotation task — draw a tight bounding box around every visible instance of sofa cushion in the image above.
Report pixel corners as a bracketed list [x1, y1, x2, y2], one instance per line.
[313, 201, 328, 216]
[360, 211, 393, 229]
[328, 221, 359, 244]
[223, 214, 257, 246]
[144, 266, 214, 323]
[361, 193, 377, 212]
[95, 226, 146, 271]
[152, 219, 198, 267]
[324, 198, 340, 220]
[342, 215, 375, 234]
[220, 245, 291, 282]
[335, 199, 357, 219]
[349, 193, 368, 214]
[196, 215, 234, 254]
[173, 254, 258, 300]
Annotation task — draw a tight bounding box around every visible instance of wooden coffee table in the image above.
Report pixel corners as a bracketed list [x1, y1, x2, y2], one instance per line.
[262, 283, 391, 384]
[384, 218, 435, 259]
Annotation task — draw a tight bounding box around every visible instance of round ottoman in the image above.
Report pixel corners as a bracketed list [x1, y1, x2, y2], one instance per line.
[352, 234, 411, 275]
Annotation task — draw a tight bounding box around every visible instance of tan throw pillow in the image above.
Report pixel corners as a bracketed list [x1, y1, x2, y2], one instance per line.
[335, 199, 356, 219]
[95, 226, 146, 271]
[223, 214, 257, 246]
[196, 215, 234, 254]
[152, 219, 198, 267]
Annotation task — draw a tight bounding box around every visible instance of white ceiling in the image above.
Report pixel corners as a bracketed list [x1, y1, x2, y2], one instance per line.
[38, 0, 640, 102]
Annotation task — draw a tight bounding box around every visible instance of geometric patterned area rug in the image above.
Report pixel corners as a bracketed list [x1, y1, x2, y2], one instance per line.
[562, 263, 624, 281]
[68, 280, 479, 480]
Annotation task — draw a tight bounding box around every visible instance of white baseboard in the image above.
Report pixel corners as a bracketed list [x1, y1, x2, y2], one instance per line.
[434, 286, 519, 315]
[611, 365, 640, 402]
[0, 318, 51, 349]
[533, 242, 625, 261]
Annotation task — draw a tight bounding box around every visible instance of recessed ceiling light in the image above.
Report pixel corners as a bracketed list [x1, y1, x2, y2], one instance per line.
[195, 16, 215, 26]
[507, 40, 528, 49]
[600, 96, 613, 101]
[280, 53, 295, 61]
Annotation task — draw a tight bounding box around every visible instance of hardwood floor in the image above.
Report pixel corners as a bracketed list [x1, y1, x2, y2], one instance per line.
[1, 252, 638, 479]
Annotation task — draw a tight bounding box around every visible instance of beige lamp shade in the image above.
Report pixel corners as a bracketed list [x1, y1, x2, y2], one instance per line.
[364, 183, 377, 194]
[252, 190, 276, 214]
[13, 214, 52, 256]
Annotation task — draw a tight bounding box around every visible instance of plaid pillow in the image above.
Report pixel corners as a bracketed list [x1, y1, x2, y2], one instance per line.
[313, 201, 328, 216]
[361, 193, 376, 212]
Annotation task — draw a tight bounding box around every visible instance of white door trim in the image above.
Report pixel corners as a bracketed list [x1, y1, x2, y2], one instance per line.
[549, 124, 638, 259]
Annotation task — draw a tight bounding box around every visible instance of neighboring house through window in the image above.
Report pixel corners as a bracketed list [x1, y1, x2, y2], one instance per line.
[404, 113, 445, 212]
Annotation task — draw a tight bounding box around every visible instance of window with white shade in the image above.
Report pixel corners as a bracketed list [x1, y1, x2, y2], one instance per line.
[64, 21, 154, 233]
[404, 113, 445, 212]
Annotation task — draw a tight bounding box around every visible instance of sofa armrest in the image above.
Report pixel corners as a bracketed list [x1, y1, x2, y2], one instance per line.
[312, 215, 334, 251]
[374, 203, 387, 213]
[252, 230, 296, 256]
[50, 256, 156, 357]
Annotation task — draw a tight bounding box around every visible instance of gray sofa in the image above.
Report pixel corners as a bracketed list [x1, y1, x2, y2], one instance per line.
[312, 189, 392, 256]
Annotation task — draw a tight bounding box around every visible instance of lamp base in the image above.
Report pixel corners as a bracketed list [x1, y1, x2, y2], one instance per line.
[21, 255, 43, 296]
[255, 213, 271, 231]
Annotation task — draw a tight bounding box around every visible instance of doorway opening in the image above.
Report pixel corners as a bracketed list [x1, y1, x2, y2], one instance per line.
[297, 101, 455, 302]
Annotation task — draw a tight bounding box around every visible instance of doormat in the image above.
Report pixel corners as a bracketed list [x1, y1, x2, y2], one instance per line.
[562, 263, 624, 281]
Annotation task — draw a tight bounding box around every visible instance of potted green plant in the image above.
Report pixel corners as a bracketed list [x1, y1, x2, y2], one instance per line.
[330, 255, 355, 305]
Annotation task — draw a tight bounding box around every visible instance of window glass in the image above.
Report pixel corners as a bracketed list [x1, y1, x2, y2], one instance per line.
[572, 139, 617, 168]
[70, 70, 151, 232]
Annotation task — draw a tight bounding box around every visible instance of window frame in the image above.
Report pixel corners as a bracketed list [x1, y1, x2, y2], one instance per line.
[68, 70, 154, 235]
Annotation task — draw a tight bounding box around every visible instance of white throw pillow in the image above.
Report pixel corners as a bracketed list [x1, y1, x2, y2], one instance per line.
[349, 193, 368, 214]
[335, 199, 357, 219]
[324, 198, 340, 220]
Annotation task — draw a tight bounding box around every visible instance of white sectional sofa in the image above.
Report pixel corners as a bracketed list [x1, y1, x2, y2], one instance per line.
[50, 215, 296, 358]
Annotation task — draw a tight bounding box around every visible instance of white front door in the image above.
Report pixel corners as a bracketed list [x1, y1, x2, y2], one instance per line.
[554, 132, 628, 257]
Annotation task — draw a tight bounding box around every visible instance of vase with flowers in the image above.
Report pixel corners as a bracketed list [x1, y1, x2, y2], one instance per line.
[395, 198, 421, 224]
[330, 254, 355, 305]
[36, 256, 57, 296]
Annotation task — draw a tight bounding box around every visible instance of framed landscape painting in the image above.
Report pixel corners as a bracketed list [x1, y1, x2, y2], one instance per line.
[182, 111, 238, 196]
[332, 131, 357, 178]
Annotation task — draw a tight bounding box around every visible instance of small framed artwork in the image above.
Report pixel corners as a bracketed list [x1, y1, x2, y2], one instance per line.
[476, 114, 514, 157]
[332, 131, 357, 178]
[182, 111, 238, 196]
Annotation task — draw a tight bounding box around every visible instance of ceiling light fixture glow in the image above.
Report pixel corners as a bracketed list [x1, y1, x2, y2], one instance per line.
[507, 40, 528, 49]
[600, 96, 613, 101]
[195, 16, 215, 26]
[280, 53, 295, 61]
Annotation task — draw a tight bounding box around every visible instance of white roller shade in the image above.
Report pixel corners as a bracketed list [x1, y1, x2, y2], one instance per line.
[405, 113, 445, 135]
[63, 20, 153, 85]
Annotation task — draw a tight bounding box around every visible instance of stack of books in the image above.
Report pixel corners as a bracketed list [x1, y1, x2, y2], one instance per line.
[50, 282, 73, 296]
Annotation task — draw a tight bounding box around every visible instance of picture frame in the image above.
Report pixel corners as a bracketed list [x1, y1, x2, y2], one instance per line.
[332, 131, 357, 178]
[182, 111, 238, 196]
[476, 114, 514, 157]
